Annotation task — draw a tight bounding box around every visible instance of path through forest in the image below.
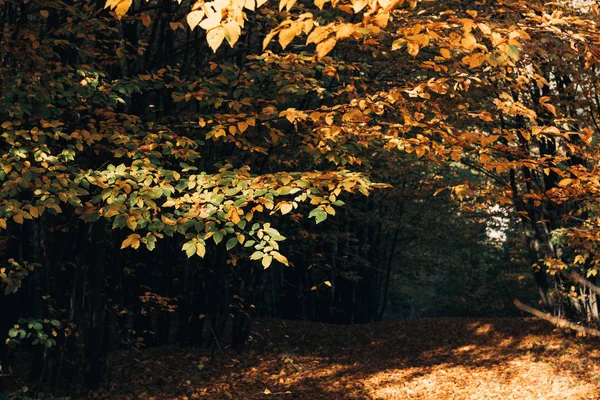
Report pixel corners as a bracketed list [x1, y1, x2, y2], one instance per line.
[102, 318, 600, 399]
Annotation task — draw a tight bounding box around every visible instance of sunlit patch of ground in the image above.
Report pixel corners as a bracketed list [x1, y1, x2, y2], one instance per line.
[102, 318, 600, 400]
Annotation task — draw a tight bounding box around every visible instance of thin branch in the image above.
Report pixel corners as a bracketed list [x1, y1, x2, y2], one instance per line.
[514, 299, 600, 337]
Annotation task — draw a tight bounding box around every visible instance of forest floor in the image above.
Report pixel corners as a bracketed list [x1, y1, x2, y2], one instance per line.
[100, 318, 600, 400]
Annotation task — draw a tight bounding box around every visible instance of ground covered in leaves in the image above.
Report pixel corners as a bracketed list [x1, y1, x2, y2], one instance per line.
[101, 318, 600, 399]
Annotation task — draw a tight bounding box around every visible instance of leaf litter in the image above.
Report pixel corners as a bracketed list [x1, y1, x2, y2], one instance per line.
[99, 318, 600, 399]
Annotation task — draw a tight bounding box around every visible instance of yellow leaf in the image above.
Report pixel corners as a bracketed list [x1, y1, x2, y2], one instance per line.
[461, 35, 477, 51]
[468, 53, 486, 69]
[0, 218, 6, 230]
[263, 30, 277, 50]
[186, 10, 205, 30]
[558, 178, 572, 187]
[306, 26, 329, 45]
[262, 254, 273, 269]
[121, 234, 141, 249]
[207, 27, 225, 52]
[105, 0, 132, 19]
[543, 103, 557, 117]
[237, 121, 249, 133]
[195, 242, 206, 258]
[141, 13, 151, 27]
[126, 216, 137, 230]
[40, 10, 49, 18]
[454, 185, 467, 201]
[199, 11, 221, 31]
[285, 0, 296, 11]
[336, 24, 354, 40]
[29, 207, 39, 218]
[407, 42, 419, 57]
[244, 0, 256, 10]
[440, 48, 451, 58]
[278, 27, 297, 50]
[12, 214, 24, 225]
[224, 21, 241, 47]
[372, 13, 389, 29]
[280, 202, 293, 215]
[352, 0, 368, 13]
[227, 207, 242, 224]
[161, 215, 178, 226]
[316, 37, 336, 59]
[272, 252, 289, 266]
[323, 280, 332, 287]
[477, 23, 491, 35]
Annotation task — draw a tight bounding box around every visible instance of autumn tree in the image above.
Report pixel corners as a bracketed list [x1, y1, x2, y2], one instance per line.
[1, 0, 600, 394]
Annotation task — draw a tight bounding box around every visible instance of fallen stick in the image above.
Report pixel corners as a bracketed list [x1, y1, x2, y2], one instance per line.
[513, 299, 600, 337]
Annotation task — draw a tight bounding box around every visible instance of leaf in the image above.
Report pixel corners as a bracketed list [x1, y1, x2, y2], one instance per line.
[226, 237, 238, 251]
[161, 215, 177, 226]
[454, 185, 467, 201]
[105, 0, 132, 19]
[40, 10, 49, 18]
[307, 26, 329, 45]
[278, 27, 297, 49]
[141, 13, 151, 27]
[29, 207, 39, 218]
[121, 234, 141, 249]
[262, 254, 273, 269]
[213, 230, 224, 245]
[392, 38, 406, 51]
[200, 11, 221, 31]
[323, 281, 332, 287]
[250, 251, 264, 260]
[12, 214, 24, 224]
[195, 242, 206, 258]
[336, 24, 354, 40]
[352, 0, 368, 13]
[207, 27, 226, 52]
[543, 103, 557, 117]
[280, 202, 293, 215]
[224, 21, 241, 47]
[187, 10, 205, 30]
[272, 251, 289, 266]
[182, 240, 196, 258]
[263, 30, 278, 50]
[316, 37, 336, 59]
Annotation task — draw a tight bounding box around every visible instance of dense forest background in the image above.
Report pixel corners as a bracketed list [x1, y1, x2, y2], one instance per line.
[0, 0, 599, 397]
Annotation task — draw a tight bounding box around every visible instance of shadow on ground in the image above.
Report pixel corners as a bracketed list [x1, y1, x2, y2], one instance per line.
[102, 318, 600, 399]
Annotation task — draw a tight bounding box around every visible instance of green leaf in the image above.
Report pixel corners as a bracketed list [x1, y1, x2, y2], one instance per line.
[213, 230, 224, 245]
[8, 328, 19, 338]
[250, 251, 263, 260]
[226, 237, 238, 251]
